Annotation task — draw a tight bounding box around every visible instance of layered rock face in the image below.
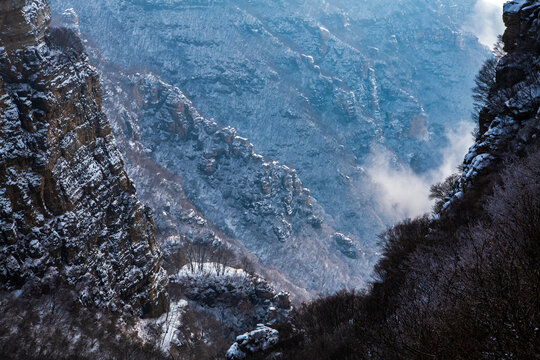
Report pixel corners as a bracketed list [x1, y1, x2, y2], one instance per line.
[65, 21, 354, 297]
[0, 0, 50, 51]
[49, 0, 489, 249]
[0, 0, 168, 316]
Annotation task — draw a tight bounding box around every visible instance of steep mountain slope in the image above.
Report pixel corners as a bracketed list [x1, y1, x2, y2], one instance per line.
[45, 6, 378, 297]
[247, 1, 539, 358]
[49, 0, 490, 251]
[81, 42, 376, 295]
[0, 0, 167, 316]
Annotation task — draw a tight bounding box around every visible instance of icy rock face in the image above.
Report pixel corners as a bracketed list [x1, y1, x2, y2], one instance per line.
[0, 1, 168, 316]
[59, 20, 360, 297]
[446, 0, 539, 204]
[49, 0, 489, 249]
[226, 325, 279, 360]
[105, 74, 317, 246]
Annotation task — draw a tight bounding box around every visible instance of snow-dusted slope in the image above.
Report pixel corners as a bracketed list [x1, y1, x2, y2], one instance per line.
[48, 6, 371, 295]
[0, 0, 167, 316]
[49, 0, 490, 249]
[86, 53, 376, 294]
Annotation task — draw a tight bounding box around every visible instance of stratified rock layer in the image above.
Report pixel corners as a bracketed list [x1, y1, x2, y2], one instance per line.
[0, 0, 168, 316]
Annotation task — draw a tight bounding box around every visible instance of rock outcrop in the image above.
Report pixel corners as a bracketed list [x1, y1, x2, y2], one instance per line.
[226, 325, 279, 360]
[0, 0, 168, 316]
[170, 263, 291, 337]
[445, 0, 539, 207]
[49, 10, 375, 297]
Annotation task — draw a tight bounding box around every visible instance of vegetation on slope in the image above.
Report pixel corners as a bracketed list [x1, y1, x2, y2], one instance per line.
[256, 2, 540, 358]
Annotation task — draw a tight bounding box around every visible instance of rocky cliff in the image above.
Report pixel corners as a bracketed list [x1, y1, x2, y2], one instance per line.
[444, 0, 539, 209]
[44, 0, 492, 297]
[0, 0, 168, 316]
[45, 0, 491, 297]
[43, 5, 376, 296]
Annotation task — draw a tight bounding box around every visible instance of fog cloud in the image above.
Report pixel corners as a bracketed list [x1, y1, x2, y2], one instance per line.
[367, 122, 474, 221]
[464, 0, 506, 48]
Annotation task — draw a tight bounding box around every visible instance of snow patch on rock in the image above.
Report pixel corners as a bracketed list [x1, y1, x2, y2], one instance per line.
[226, 325, 279, 360]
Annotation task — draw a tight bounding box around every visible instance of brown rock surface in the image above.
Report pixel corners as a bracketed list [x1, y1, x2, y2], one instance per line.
[0, 0, 168, 316]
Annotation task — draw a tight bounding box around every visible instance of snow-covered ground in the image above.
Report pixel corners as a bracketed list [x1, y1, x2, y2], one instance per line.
[173, 262, 249, 279]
